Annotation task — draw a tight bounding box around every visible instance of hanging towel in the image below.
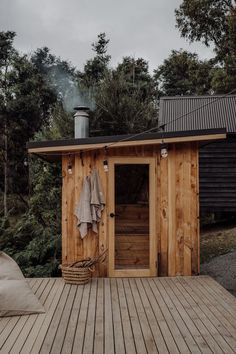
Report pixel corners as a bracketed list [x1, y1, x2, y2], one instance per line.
[90, 169, 105, 233]
[75, 176, 92, 239]
[75, 169, 105, 239]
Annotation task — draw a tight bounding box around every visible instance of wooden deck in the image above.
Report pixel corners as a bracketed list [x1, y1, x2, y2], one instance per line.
[0, 276, 236, 353]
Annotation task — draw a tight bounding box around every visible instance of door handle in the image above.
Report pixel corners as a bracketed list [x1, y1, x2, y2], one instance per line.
[110, 212, 119, 218]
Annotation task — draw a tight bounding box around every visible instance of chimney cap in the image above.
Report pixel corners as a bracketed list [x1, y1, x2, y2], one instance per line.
[74, 105, 90, 111]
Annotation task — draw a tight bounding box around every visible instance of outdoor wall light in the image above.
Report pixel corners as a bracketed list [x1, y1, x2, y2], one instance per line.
[103, 159, 109, 172]
[67, 164, 73, 174]
[160, 144, 168, 158]
[67, 154, 73, 174]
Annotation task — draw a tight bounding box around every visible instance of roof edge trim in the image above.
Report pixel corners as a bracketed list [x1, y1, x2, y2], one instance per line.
[27, 128, 227, 154]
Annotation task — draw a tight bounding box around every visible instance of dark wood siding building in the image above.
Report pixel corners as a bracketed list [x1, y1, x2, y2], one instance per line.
[200, 137, 236, 214]
[160, 95, 236, 217]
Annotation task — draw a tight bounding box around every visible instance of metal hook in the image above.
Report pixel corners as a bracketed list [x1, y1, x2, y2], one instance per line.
[80, 151, 84, 166]
[104, 145, 108, 156]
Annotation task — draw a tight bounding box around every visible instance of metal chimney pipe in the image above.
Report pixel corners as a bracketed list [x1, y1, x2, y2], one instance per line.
[73, 106, 89, 138]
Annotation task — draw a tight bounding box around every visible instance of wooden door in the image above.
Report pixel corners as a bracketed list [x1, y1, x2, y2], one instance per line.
[108, 157, 157, 277]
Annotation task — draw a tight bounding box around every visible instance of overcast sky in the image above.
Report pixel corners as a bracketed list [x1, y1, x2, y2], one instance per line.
[0, 0, 213, 72]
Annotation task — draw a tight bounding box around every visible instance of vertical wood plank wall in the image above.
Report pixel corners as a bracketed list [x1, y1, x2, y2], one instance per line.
[61, 142, 199, 277]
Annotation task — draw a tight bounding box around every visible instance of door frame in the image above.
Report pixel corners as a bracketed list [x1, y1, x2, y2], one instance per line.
[108, 156, 157, 277]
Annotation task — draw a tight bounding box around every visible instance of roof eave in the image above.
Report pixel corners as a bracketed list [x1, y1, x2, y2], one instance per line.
[27, 129, 227, 156]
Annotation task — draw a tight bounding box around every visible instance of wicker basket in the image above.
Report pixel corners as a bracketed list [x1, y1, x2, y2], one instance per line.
[60, 251, 107, 285]
[60, 264, 95, 285]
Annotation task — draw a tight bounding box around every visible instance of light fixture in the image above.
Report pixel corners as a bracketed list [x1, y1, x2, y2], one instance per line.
[68, 163, 73, 175]
[103, 159, 109, 172]
[23, 158, 28, 167]
[160, 143, 168, 158]
[67, 155, 73, 174]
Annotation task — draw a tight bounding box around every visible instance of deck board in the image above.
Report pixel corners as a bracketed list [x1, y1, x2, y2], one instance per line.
[72, 280, 91, 354]
[0, 276, 236, 354]
[94, 278, 104, 354]
[184, 277, 236, 353]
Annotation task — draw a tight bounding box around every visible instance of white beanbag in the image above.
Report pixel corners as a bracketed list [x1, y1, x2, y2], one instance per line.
[0, 252, 45, 317]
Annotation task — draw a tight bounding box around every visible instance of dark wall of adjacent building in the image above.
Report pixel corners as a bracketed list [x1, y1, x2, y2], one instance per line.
[199, 137, 236, 217]
[159, 95, 236, 221]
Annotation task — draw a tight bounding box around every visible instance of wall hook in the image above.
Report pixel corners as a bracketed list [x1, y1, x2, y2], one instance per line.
[80, 151, 84, 166]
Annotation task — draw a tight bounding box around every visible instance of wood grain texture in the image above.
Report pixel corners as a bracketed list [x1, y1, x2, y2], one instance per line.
[62, 157, 68, 263]
[66, 155, 75, 262]
[61, 143, 199, 277]
[167, 145, 176, 276]
[2, 277, 236, 353]
[108, 156, 157, 277]
[159, 152, 168, 276]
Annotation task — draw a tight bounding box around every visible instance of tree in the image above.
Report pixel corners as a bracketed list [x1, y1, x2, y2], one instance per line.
[78, 33, 111, 88]
[39, 102, 74, 140]
[31, 47, 79, 113]
[93, 57, 158, 135]
[0, 157, 62, 277]
[154, 50, 213, 96]
[175, 0, 236, 92]
[116, 56, 157, 100]
[0, 31, 16, 217]
[0, 35, 64, 277]
[0, 98, 65, 277]
[76, 33, 111, 111]
[0, 32, 56, 217]
[175, 0, 235, 51]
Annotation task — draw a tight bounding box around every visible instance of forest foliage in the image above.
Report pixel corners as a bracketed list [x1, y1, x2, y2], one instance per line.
[0, 1, 235, 276]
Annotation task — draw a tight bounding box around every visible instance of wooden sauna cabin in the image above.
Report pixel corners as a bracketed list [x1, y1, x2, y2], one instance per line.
[27, 128, 226, 277]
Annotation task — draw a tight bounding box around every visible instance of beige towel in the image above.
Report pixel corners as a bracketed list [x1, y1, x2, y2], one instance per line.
[90, 169, 105, 233]
[75, 169, 105, 239]
[75, 176, 92, 238]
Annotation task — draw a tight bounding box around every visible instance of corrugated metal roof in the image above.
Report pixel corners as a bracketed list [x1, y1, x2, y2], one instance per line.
[159, 95, 236, 133]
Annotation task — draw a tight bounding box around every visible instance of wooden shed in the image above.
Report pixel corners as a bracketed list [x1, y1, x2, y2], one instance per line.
[27, 128, 226, 277]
